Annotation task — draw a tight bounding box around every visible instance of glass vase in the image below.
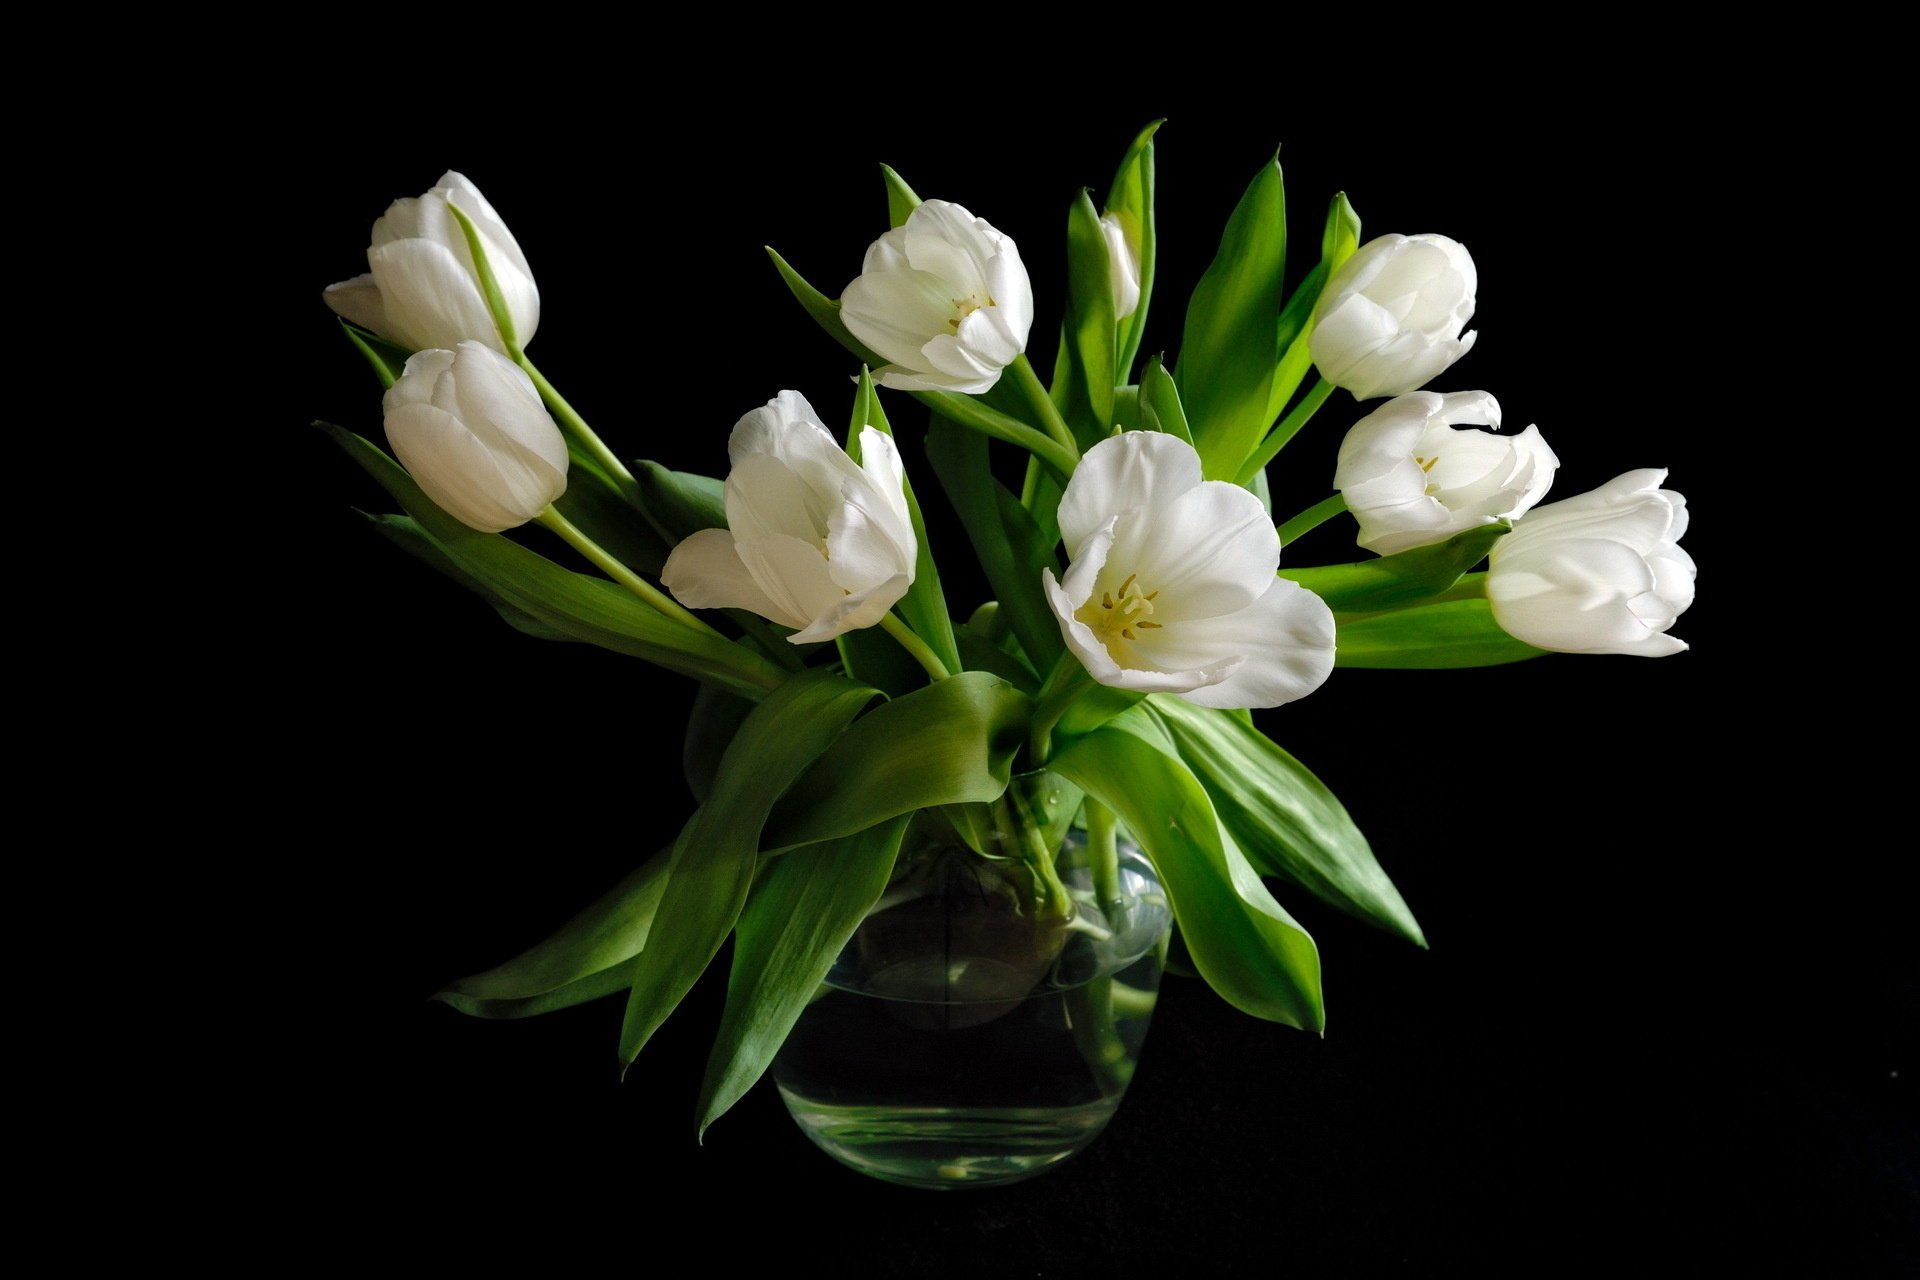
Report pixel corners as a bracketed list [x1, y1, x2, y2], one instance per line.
[770, 781, 1173, 1189]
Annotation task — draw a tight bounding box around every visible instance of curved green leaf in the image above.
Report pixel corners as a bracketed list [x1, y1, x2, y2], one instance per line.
[433, 844, 674, 1019]
[1265, 193, 1361, 422]
[634, 461, 726, 540]
[359, 511, 575, 643]
[1177, 156, 1288, 480]
[1148, 697, 1423, 946]
[321, 423, 784, 698]
[1336, 598, 1547, 668]
[1283, 525, 1509, 613]
[339, 321, 408, 388]
[1056, 189, 1118, 442]
[766, 246, 885, 368]
[766, 672, 1031, 851]
[557, 449, 672, 575]
[1138, 356, 1193, 444]
[1106, 120, 1161, 375]
[698, 815, 911, 1135]
[1051, 713, 1324, 1030]
[880, 164, 921, 227]
[619, 672, 881, 1070]
[685, 683, 754, 803]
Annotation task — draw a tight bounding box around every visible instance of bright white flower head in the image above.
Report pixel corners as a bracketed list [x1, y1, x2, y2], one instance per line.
[840, 200, 1034, 394]
[662, 392, 916, 644]
[383, 343, 568, 533]
[1043, 433, 1335, 709]
[325, 171, 539, 354]
[1487, 469, 1695, 657]
[1335, 391, 1559, 555]
[1310, 233, 1476, 400]
[1100, 211, 1142, 320]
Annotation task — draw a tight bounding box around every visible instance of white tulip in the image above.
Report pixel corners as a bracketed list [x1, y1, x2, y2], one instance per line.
[325, 171, 539, 355]
[662, 392, 916, 643]
[383, 343, 568, 533]
[839, 200, 1034, 394]
[1487, 470, 1695, 657]
[1043, 433, 1335, 709]
[1101, 211, 1142, 320]
[1309, 234, 1477, 400]
[1335, 391, 1559, 555]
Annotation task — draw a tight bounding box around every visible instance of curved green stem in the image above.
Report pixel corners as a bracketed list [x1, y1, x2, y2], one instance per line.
[1277, 493, 1349, 547]
[914, 390, 1078, 482]
[1009, 353, 1081, 453]
[518, 357, 640, 495]
[536, 507, 720, 637]
[1236, 377, 1335, 487]
[879, 612, 951, 682]
[1086, 799, 1121, 909]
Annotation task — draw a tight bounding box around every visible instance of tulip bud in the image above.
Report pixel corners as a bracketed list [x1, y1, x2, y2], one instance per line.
[383, 343, 568, 533]
[1309, 234, 1476, 400]
[325, 172, 539, 355]
[1100, 211, 1142, 319]
[840, 200, 1034, 394]
[662, 392, 916, 643]
[1335, 391, 1558, 555]
[1487, 470, 1695, 656]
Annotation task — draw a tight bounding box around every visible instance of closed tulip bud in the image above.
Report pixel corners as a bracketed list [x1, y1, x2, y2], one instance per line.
[840, 200, 1034, 394]
[1101, 211, 1142, 319]
[1335, 391, 1559, 554]
[1487, 470, 1695, 656]
[325, 172, 539, 354]
[1043, 432, 1335, 710]
[662, 392, 916, 643]
[383, 343, 568, 533]
[1309, 234, 1477, 400]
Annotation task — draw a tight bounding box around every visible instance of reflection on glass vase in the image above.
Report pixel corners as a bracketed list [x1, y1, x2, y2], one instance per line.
[772, 776, 1173, 1189]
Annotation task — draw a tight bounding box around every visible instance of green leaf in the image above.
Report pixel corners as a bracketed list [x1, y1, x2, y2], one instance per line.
[697, 815, 910, 1134]
[434, 844, 674, 1019]
[619, 672, 880, 1070]
[1051, 713, 1324, 1030]
[1147, 697, 1423, 946]
[685, 683, 754, 803]
[1265, 193, 1361, 421]
[339, 321, 408, 389]
[766, 247, 885, 368]
[359, 511, 577, 643]
[851, 371, 960, 673]
[765, 672, 1031, 851]
[1335, 598, 1547, 668]
[446, 202, 520, 352]
[913, 390, 1078, 483]
[1137, 356, 1193, 444]
[634, 461, 726, 539]
[954, 621, 1039, 692]
[556, 451, 672, 576]
[321, 423, 784, 699]
[880, 164, 921, 227]
[834, 627, 924, 697]
[926, 419, 1065, 674]
[1177, 155, 1288, 481]
[1281, 524, 1508, 613]
[1106, 120, 1161, 376]
[1055, 189, 1118, 442]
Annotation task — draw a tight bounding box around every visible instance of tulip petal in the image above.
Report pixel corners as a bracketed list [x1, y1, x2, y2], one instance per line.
[1044, 567, 1237, 695]
[1057, 431, 1204, 557]
[789, 573, 911, 644]
[368, 237, 501, 354]
[1130, 580, 1336, 710]
[662, 528, 792, 623]
[735, 533, 846, 634]
[841, 266, 959, 370]
[323, 273, 389, 337]
[385, 402, 538, 533]
[446, 343, 569, 479]
[727, 455, 830, 545]
[1112, 481, 1279, 621]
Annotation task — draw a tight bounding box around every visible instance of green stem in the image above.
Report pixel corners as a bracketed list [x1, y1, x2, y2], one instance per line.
[1086, 800, 1121, 909]
[998, 791, 1073, 920]
[519, 357, 640, 495]
[1277, 493, 1349, 547]
[1009, 353, 1081, 453]
[879, 612, 951, 682]
[1109, 982, 1158, 1019]
[914, 390, 1078, 482]
[536, 507, 721, 637]
[1029, 660, 1097, 766]
[1235, 377, 1335, 487]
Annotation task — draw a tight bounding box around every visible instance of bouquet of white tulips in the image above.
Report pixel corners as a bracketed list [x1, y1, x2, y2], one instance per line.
[319, 127, 1694, 1134]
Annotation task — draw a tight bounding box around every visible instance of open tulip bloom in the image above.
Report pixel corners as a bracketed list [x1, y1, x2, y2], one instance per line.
[316, 124, 1695, 1132]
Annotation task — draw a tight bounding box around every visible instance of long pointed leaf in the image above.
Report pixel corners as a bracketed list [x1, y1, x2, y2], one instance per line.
[618, 672, 880, 1069]
[766, 247, 885, 367]
[1056, 189, 1118, 442]
[697, 816, 911, 1134]
[1051, 712, 1324, 1030]
[1335, 598, 1547, 668]
[1106, 120, 1161, 375]
[359, 511, 576, 643]
[1282, 524, 1508, 613]
[880, 164, 921, 227]
[1148, 697, 1423, 946]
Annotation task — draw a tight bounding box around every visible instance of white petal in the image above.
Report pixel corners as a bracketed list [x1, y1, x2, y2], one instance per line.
[661, 528, 790, 623]
[445, 343, 568, 478]
[734, 533, 845, 633]
[869, 364, 999, 394]
[385, 349, 456, 409]
[1101, 212, 1141, 319]
[982, 243, 1035, 351]
[323, 273, 389, 337]
[840, 266, 957, 369]
[1114, 481, 1279, 621]
[789, 573, 911, 644]
[385, 402, 550, 533]
[902, 200, 999, 293]
[726, 390, 865, 519]
[726, 455, 827, 545]
[1135, 579, 1336, 710]
[1057, 432, 1205, 558]
[367, 238, 499, 353]
[1043, 569, 1234, 695]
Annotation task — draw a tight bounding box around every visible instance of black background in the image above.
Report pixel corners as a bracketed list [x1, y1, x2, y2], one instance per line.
[269, 88, 1912, 1270]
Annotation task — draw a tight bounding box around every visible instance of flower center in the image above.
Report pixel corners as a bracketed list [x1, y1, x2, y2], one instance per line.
[1078, 572, 1162, 642]
[1416, 453, 1440, 495]
[947, 294, 996, 331]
